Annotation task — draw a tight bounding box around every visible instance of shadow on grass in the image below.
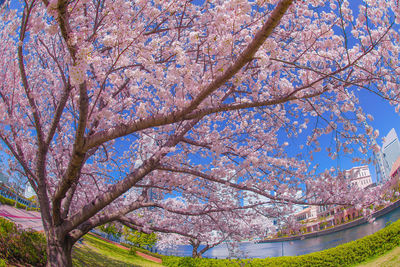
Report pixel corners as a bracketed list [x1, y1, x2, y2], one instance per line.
[72, 245, 141, 267]
[72, 234, 163, 267]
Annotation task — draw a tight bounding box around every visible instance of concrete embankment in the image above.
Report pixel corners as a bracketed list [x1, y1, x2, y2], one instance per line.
[259, 199, 400, 243]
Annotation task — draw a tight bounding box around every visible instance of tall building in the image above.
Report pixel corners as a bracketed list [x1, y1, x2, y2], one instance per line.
[390, 156, 400, 180]
[218, 169, 241, 206]
[133, 135, 157, 203]
[376, 128, 400, 184]
[382, 129, 400, 179]
[373, 142, 387, 184]
[0, 172, 8, 184]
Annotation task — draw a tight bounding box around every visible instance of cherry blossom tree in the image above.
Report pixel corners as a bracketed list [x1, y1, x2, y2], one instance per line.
[0, 0, 399, 265]
[119, 196, 274, 258]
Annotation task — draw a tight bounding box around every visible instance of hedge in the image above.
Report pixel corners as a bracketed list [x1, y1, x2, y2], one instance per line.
[0, 195, 15, 206]
[0, 217, 47, 266]
[0, 194, 39, 211]
[162, 218, 400, 267]
[16, 202, 27, 209]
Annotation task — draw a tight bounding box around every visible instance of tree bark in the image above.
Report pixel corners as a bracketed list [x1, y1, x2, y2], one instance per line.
[191, 239, 202, 258]
[46, 234, 74, 267]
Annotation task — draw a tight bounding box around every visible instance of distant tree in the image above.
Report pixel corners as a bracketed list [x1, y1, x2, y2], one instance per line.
[122, 226, 157, 249]
[0, 0, 399, 266]
[99, 222, 122, 240]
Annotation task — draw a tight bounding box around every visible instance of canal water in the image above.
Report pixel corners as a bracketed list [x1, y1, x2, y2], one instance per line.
[159, 205, 400, 258]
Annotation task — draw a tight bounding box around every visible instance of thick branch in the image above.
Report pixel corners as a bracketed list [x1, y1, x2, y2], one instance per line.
[45, 84, 71, 147]
[157, 164, 349, 206]
[181, 87, 328, 121]
[183, 0, 293, 113]
[17, 1, 55, 228]
[84, 0, 293, 150]
[63, 119, 199, 233]
[70, 198, 154, 240]
[18, 3, 44, 148]
[118, 216, 198, 240]
[52, 82, 89, 226]
[51, 0, 91, 225]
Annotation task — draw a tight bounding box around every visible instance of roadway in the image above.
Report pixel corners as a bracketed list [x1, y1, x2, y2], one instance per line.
[0, 204, 43, 231]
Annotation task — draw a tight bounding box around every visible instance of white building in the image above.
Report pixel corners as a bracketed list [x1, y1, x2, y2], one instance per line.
[344, 165, 373, 189]
[24, 183, 36, 199]
[294, 206, 317, 222]
[289, 166, 372, 235]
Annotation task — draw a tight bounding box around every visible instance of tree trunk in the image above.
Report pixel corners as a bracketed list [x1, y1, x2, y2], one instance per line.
[192, 246, 200, 258]
[194, 252, 203, 258]
[191, 240, 202, 258]
[46, 235, 74, 267]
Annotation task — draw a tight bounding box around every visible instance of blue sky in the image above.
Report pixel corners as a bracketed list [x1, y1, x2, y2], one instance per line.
[306, 89, 400, 183]
[3, 0, 399, 187]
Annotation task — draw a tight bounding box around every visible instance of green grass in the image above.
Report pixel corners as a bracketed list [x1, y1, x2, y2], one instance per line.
[355, 245, 400, 267]
[72, 234, 164, 267]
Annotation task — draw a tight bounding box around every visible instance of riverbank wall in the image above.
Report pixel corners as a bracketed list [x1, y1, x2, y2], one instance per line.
[259, 199, 400, 243]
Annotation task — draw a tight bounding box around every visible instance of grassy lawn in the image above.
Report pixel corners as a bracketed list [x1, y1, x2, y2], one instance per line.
[356, 245, 400, 267]
[72, 234, 164, 267]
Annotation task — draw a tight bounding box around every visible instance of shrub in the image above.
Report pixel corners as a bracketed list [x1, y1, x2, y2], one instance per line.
[0, 217, 47, 266]
[122, 226, 157, 249]
[0, 195, 39, 210]
[129, 247, 137, 255]
[0, 195, 15, 206]
[163, 218, 400, 267]
[16, 202, 27, 209]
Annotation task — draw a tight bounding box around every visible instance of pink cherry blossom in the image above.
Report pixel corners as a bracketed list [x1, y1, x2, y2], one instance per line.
[0, 0, 399, 265]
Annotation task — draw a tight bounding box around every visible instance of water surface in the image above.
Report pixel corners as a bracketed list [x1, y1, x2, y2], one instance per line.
[159, 206, 400, 258]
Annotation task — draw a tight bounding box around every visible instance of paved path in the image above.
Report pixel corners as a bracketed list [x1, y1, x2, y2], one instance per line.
[136, 251, 163, 264]
[0, 204, 43, 231]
